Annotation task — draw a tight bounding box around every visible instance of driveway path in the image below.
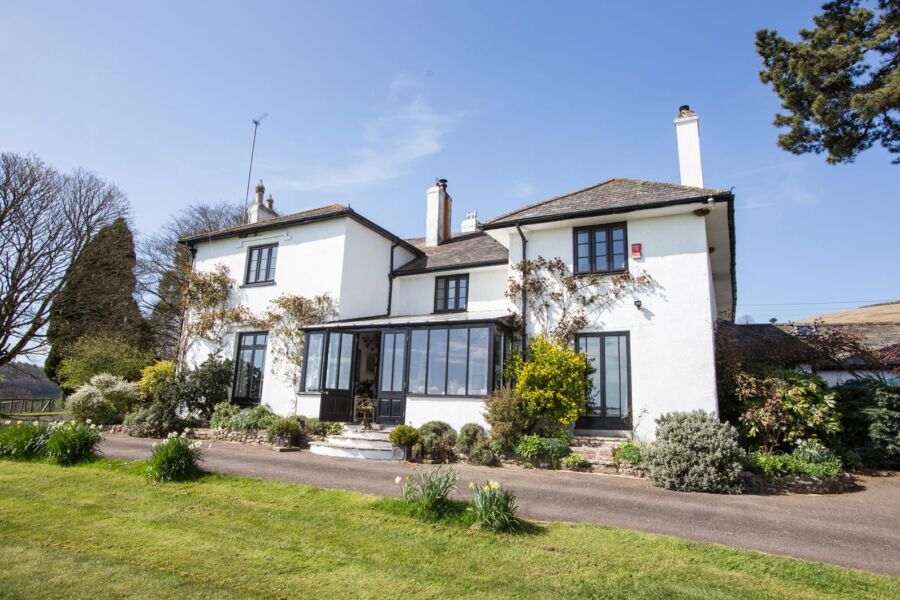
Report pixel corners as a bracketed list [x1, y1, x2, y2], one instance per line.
[100, 434, 900, 577]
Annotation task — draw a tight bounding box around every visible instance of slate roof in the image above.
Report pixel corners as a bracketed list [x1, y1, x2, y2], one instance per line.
[394, 231, 509, 275]
[178, 204, 423, 255]
[481, 178, 731, 229]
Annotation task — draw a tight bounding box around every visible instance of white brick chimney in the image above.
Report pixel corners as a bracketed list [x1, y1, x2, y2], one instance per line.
[247, 180, 278, 224]
[460, 210, 478, 233]
[425, 178, 451, 246]
[674, 105, 704, 188]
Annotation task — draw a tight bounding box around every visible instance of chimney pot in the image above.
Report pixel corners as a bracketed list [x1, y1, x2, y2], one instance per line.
[255, 180, 265, 205]
[265, 194, 274, 210]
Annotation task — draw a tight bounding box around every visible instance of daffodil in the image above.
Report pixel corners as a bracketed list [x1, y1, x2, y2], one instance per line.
[468, 482, 476, 489]
[394, 476, 402, 486]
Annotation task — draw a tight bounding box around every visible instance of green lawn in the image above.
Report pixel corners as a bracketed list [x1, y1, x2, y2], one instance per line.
[0, 460, 897, 599]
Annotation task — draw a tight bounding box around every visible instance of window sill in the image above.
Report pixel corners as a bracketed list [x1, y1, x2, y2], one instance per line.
[240, 281, 276, 289]
[432, 308, 467, 314]
[573, 269, 628, 278]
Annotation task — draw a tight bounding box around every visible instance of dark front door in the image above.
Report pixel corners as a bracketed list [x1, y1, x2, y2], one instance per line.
[377, 331, 406, 425]
[575, 332, 632, 431]
[319, 331, 355, 422]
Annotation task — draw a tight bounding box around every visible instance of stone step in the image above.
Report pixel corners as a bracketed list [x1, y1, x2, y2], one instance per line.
[336, 430, 393, 442]
[308, 441, 403, 461]
[322, 435, 394, 450]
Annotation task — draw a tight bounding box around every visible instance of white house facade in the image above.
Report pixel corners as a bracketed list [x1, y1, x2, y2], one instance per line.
[180, 105, 736, 441]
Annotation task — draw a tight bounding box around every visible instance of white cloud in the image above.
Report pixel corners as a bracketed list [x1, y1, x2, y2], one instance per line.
[278, 77, 460, 193]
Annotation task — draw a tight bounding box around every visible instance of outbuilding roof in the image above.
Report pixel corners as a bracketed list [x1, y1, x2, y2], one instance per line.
[481, 178, 731, 229]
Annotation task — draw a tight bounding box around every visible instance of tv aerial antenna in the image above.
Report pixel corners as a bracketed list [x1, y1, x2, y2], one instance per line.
[243, 112, 269, 217]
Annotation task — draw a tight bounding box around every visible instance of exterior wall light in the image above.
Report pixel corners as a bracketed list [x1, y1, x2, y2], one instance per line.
[634, 299, 642, 310]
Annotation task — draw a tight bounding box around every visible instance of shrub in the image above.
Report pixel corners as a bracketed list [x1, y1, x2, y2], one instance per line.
[267, 417, 302, 445]
[644, 411, 745, 494]
[158, 356, 234, 420]
[489, 437, 515, 457]
[45, 422, 102, 466]
[748, 450, 844, 480]
[484, 385, 528, 446]
[397, 466, 458, 520]
[137, 360, 176, 401]
[0, 422, 51, 460]
[389, 424, 420, 447]
[514, 433, 571, 469]
[418, 421, 458, 462]
[836, 382, 900, 469]
[613, 441, 643, 467]
[145, 433, 204, 482]
[468, 442, 500, 467]
[562, 453, 590, 470]
[510, 336, 590, 431]
[791, 439, 840, 465]
[467, 480, 521, 533]
[209, 402, 241, 428]
[56, 334, 153, 392]
[124, 393, 184, 438]
[66, 373, 140, 424]
[457, 423, 488, 456]
[303, 418, 344, 437]
[736, 370, 840, 452]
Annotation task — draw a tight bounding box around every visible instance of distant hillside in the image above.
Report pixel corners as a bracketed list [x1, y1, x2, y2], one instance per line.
[0, 362, 61, 399]
[798, 301, 900, 325]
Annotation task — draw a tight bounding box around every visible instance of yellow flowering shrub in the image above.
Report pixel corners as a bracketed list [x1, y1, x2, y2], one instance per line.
[511, 336, 590, 430]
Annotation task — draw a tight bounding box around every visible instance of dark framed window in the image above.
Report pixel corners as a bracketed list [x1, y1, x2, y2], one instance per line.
[245, 244, 278, 285]
[574, 223, 627, 275]
[233, 331, 268, 404]
[407, 325, 491, 396]
[302, 331, 325, 392]
[434, 274, 469, 312]
[576, 332, 631, 426]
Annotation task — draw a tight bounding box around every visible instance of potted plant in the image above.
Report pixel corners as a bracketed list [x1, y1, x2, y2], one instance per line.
[389, 425, 420, 460]
[268, 417, 302, 449]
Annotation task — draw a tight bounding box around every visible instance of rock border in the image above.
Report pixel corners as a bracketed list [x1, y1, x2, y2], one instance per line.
[741, 472, 856, 495]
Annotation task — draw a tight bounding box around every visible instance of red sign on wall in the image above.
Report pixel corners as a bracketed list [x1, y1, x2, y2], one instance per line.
[631, 243, 642, 258]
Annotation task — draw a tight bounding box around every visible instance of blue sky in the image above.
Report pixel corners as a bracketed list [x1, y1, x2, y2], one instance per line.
[2, 0, 897, 323]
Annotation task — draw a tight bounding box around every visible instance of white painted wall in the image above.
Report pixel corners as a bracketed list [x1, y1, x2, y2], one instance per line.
[185, 216, 392, 417]
[504, 210, 719, 440]
[405, 395, 489, 431]
[390, 265, 510, 317]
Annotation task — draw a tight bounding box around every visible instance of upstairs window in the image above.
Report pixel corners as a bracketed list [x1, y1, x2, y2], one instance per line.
[574, 223, 627, 275]
[434, 274, 469, 312]
[245, 244, 278, 285]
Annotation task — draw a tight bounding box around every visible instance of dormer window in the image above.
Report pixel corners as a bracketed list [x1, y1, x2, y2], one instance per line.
[574, 223, 627, 275]
[245, 243, 278, 285]
[434, 274, 468, 313]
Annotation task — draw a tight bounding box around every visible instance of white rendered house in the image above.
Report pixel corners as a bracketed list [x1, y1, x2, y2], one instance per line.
[179, 105, 735, 441]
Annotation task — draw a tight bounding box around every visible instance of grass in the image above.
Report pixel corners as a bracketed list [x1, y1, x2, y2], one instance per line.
[0, 460, 897, 599]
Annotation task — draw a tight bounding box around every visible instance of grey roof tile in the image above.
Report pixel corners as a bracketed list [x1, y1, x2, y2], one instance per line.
[482, 178, 730, 228]
[395, 232, 508, 275]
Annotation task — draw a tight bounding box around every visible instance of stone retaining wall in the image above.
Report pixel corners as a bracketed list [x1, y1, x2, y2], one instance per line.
[190, 427, 271, 445]
[741, 472, 856, 495]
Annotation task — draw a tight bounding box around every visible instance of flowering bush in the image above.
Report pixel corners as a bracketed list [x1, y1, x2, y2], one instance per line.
[145, 432, 204, 482]
[137, 360, 176, 401]
[45, 421, 102, 466]
[508, 336, 590, 431]
[0, 422, 52, 460]
[467, 480, 521, 533]
[396, 467, 458, 520]
[66, 373, 141, 424]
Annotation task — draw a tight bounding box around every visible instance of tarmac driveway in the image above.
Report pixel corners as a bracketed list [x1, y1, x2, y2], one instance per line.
[100, 434, 900, 577]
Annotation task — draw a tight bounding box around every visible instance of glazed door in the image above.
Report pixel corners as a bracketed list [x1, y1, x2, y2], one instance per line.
[377, 331, 406, 425]
[575, 333, 632, 431]
[319, 331, 355, 422]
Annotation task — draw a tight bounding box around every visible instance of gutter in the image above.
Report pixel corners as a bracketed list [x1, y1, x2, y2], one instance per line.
[515, 223, 528, 347]
[387, 243, 397, 317]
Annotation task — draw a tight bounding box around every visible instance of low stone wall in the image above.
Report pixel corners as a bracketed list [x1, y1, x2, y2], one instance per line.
[190, 427, 271, 445]
[97, 424, 129, 435]
[742, 472, 856, 495]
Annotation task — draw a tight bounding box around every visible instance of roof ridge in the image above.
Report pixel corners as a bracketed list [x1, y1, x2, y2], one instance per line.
[485, 178, 617, 224]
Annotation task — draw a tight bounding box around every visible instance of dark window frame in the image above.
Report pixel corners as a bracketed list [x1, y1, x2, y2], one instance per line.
[433, 274, 469, 313]
[575, 331, 632, 428]
[232, 330, 269, 405]
[244, 243, 279, 286]
[301, 331, 326, 392]
[407, 323, 494, 397]
[573, 223, 628, 275]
